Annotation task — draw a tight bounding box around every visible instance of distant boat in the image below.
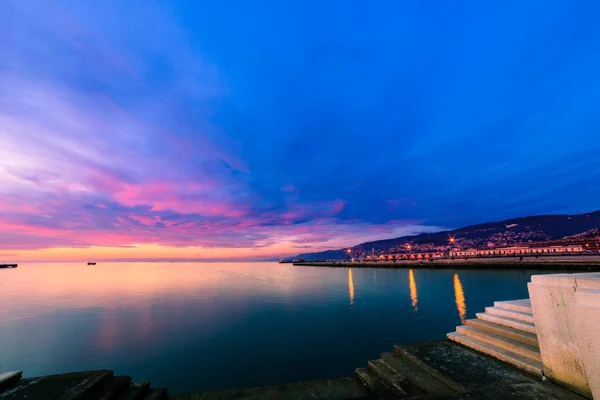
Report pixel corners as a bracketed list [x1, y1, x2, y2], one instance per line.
[87, 262, 96, 266]
[0, 263, 18, 269]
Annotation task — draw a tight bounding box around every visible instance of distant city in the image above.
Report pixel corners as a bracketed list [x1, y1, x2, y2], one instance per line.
[358, 228, 599, 262]
[292, 211, 600, 262]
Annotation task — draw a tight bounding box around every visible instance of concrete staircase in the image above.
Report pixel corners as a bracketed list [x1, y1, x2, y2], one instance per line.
[353, 339, 584, 399]
[0, 370, 167, 400]
[354, 349, 459, 398]
[447, 299, 543, 377]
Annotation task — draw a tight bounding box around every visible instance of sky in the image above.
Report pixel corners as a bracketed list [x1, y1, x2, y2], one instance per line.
[1, 0, 600, 261]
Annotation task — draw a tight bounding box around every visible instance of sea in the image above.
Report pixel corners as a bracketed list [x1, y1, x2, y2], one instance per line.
[0, 262, 567, 394]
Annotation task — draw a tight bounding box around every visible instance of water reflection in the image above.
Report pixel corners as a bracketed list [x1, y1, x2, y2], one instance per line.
[0, 262, 557, 394]
[408, 269, 418, 312]
[97, 309, 119, 352]
[453, 273, 467, 324]
[348, 268, 355, 305]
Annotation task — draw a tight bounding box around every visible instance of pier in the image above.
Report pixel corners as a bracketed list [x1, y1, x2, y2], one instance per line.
[294, 255, 600, 270]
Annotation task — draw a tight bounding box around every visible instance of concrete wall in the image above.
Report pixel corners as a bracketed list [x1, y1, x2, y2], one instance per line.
[570, 289, 600, 399]
[528, 272, 600, 399]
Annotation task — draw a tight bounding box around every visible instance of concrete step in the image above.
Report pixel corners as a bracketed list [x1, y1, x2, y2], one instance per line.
[485, 306, 535, 324]
[494, 299, 532, 314]
[476, 312, 537, 334]
[1, 371, 114, 400]
[466, 319, 538, 347]
[392, 345, 465, 393]
[120, 381, 150, 400]
[367, 359, 409, 397]
[456, 325, 541, 362]
[92, 375, 131, 400]
[447, 332, 543, 377]
[0, 371, 22, 393]
[61, 370, 116, 400]
[379, 352, 455, 397]
[355, 367, 387, 394]
[142, 388, 167, 400]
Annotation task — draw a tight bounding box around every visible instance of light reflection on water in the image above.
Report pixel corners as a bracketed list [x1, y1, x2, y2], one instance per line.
[453, 273, 467, 324]
[408, 269, 418, 312]
[348, 268, 355, 305]
[0, 262, 565, 393]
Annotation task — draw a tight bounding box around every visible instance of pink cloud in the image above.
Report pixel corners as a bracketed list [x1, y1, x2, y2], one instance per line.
[281, 184, 298, 193]
[331, 199, 346, 214]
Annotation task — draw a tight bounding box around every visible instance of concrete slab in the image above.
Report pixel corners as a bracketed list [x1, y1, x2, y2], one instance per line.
[354, 368, 386, 395]
[528, 276, 590, 397]
[475, 313, 536, 334]
[395, 340, 534, 391]
[484, 307, 535, 324]
[531, 274, 577, 286]
[0, 372, 22, 393]
[447, 333, 542, 377]
[447, 381, 588, 400]
[367, 359, 407, 397]
[380, 353, 455, 397]
[0, 370, 113, 400]
[465, 319, 538, 347]
[169, 377, 371, 400]
[570, 289, 600, 399]
[144, 388, 167, 400]
[494, 299, 532, 314]
[456, 325, 541, 362]
[574, 273, 600, 290]
[121, 381, 150, 400]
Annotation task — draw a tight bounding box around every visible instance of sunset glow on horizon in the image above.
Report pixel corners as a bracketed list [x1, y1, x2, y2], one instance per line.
[2, 0, 600, 262]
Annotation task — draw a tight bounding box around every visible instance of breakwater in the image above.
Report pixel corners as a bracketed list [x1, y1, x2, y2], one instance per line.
[294, 255, 600, 270]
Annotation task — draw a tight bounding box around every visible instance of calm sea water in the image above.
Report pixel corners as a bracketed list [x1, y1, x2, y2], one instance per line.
[0, 262, 567, 393]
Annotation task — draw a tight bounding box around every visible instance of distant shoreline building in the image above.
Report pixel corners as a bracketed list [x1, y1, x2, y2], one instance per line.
[450, 245, 583, 258]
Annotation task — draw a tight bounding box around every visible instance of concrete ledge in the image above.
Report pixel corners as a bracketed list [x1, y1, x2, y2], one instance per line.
[528, 272, 600, 398]
[456, 325, 541, 362]
[494, 299, 533, 314]
[465, 319, 539, 347]
[447, 332, 543, 377]
[570, 289, 600, 399]
[484, 306, 535, 324]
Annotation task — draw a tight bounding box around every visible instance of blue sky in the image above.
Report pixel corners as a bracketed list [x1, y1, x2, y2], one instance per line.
[1, 0, 599, 260]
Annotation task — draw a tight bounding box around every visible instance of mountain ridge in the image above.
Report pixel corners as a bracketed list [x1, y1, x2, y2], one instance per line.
[293, 210, 600, 261]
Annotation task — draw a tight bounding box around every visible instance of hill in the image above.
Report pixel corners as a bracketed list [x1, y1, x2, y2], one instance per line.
[292, 210, 600, 261]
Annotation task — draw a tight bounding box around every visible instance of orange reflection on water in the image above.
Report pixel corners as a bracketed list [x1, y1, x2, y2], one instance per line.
[348, 268, 355, 305]
[408, 269, 418, 312]
[97, 308, 119, 352]
[453, 273, 467, 324]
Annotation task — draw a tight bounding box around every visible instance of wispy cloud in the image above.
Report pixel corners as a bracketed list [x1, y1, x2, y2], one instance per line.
[1, 0, 599, 260]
